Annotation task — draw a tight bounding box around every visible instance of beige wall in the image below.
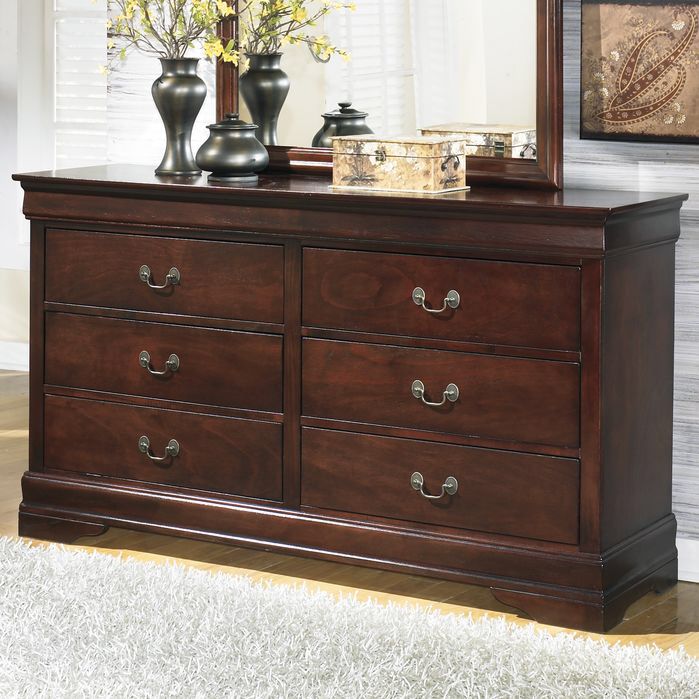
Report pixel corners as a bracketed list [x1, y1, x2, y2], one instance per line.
[0, 269, 29, 344]
[1, 0, 45, 369]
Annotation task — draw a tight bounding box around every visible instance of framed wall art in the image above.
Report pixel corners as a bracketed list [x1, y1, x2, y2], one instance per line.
[581, 1, 699, 143]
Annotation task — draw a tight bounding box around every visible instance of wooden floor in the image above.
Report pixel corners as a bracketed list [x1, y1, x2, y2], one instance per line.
[2, 370, 698, 657]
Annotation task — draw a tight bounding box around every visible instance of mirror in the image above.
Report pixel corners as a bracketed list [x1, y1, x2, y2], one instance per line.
[250, 0, 537, 159]
[216, 0, 562, 189]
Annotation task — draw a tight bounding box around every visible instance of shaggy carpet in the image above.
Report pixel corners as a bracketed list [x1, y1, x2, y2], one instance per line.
[0, 537, 697, 698]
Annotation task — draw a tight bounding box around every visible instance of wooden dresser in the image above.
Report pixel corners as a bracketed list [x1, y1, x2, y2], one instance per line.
[13, 165, 687, 632]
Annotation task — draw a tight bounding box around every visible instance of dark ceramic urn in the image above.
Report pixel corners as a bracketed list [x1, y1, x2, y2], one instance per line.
[312, 102, 374, 148]
[239, 53, 290, 146]
[196, 113, 270, 185]
[152, 58, 207, 177]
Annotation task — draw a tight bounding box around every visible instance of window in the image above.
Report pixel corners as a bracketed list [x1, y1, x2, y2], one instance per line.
[49, 0, 216, 169]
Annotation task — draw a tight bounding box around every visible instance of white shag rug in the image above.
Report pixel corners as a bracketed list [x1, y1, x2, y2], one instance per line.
[0, 538, 697, 698]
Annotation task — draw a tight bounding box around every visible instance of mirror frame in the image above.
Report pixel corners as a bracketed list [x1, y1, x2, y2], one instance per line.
[216, 0, 562, 190]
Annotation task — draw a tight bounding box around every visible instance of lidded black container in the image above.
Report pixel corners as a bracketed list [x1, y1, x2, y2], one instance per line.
[311, 102, 374, 148]
[195, 113, 269, 185]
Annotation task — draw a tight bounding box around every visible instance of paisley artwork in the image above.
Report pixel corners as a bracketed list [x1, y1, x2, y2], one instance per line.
[581, 1, 699, 142]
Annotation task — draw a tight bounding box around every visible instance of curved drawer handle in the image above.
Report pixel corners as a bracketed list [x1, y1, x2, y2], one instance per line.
[139, 265, 180, 290]
[138, 435, 180, 462]
[411, 379, 459, 407]
[412, 287, 460, 314]
[139, 350, 180, 376]
[411, 471, 458, 500]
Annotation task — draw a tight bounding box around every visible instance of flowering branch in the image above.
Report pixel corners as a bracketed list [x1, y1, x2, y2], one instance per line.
[107, 0, 239, 63]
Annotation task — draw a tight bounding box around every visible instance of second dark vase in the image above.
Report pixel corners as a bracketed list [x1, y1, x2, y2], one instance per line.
[152, 57, 207, 176]
[239, 53, 290, 146]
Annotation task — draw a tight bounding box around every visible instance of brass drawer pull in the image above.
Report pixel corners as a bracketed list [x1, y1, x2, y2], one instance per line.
[139, 350, 180, 376]
[411, 471, 458, 500]
[138, 435, 180, 462]
[412, 287, 460, 314]
[139, 264, 180, 290]
[411, 379, 459, 407]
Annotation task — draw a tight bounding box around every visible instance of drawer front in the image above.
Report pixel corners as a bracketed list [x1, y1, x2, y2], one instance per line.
[45, 230, 284, 323]
[46, 313, 283, 412]
[45, 396, 283, 500]
[301, 429, 580, 544]
[303, 249, 580, 350]
[303, 339, 580, 447]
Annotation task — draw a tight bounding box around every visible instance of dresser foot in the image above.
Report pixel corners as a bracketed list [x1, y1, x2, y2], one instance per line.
[491, 559, 679, 633]
[490, 588, 609, 632]
[18, 511, 109, 544]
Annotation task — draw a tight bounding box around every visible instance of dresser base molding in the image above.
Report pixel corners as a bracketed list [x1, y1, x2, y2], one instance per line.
[18, 471, 677, 632]
[18, 511, 109, 543]
[492, 559, 678, 633]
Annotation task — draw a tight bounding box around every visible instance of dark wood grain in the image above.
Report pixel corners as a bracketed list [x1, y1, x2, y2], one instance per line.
[45, 229, 284, 323]
[18, 512, 108, 543]
[14, 166, 687, 259]
[29, 221, 45, 473]
[299, 415, 579, 459]
[45, 313, 283, 412]
[283, 241, 303, 506]
[44, 395, 283, 500]
[14, 163, 687, 632]
[301, 429, 579, 544]
[18, 471, 679, 631]
[302, 339, 580, 448]
[601, 244, 676, 549]
[303, 248, 580, 350]
[301, 327, 579, 363]
[579, 260, 603, 553]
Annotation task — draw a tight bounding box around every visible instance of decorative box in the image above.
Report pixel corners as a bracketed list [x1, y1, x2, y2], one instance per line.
[420, 123, 537, 159]
[332, 135, 469, 194]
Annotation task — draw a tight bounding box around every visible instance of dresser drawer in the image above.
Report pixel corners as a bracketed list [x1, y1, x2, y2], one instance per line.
[45, 229, 284, 323]
[303, 339, 579, 447]
[303, 249, 580, 350]
[45, 396, 283, 500]
[302, 429, 579, 544]
[45, 313, 283, 412]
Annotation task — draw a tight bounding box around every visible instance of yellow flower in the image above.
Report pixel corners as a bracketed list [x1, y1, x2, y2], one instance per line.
[291, 7, 308, 22]
[215, 0, 234, 17]
[203, 38, 224, 59]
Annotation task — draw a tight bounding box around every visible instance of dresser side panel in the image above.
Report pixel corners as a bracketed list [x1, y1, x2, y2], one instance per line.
[601, 242, 677, 550]
[28, 220, 45, 473]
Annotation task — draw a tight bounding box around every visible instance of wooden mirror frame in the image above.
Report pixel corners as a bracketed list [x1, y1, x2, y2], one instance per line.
[216, 0, 562, 190]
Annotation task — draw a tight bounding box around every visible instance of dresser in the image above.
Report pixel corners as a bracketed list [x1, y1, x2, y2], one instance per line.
[13, 165, 687, 632]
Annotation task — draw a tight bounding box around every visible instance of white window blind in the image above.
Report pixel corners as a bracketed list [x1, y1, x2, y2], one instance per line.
[325, 0, 416, 136]
[50, 0, 217, 169]
[52, 0, 108, 168]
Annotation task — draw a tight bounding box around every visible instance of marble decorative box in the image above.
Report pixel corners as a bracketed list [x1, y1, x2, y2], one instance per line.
[331, 135, 469, 194]
[420, 123, 537, 159]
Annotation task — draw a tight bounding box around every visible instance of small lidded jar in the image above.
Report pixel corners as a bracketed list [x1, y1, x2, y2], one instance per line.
[312, 102, 374, 148]
[196, 113, 269, 185]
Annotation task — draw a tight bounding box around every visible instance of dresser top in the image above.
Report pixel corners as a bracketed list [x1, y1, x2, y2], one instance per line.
[14, 165, 689, 258]
[14, 164, 688, 220]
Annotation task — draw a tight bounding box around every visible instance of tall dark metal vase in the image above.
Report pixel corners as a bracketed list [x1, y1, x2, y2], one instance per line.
[239, 53, 290, 146]
[152, 58, 207, 176]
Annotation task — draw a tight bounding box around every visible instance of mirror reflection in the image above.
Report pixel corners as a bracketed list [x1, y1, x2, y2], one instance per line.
[239, 0, 537, 159]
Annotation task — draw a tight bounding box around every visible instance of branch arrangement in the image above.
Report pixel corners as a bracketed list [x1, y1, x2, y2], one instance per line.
[108, 0, 238, 63]
[107, 0, 353, 67]
[232, 0, 354, 63]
